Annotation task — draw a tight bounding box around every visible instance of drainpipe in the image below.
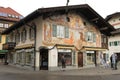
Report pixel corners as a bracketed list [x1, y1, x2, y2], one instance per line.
[33, 23, 36, 71]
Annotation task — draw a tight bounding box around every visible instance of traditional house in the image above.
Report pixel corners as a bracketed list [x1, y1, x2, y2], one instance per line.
[106, 12, 120, 64]
[2, 4, 114, 71]
[0, 7, 23, 63]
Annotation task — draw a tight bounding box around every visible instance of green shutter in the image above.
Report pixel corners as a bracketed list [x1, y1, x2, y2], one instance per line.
[65, 27, 69, 38]
[85, 32, 88, 41]
[6, 36, 8, 42]
[52, 24, 57, 37]
[109, 42, 111, 46]
[114, 41, 117, 46]
[93, 33, 96, 42]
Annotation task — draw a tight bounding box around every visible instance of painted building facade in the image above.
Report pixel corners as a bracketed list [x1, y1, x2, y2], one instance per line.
[2, 4, 114, 71]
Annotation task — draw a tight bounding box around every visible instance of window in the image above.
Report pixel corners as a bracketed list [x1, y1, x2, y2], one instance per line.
[25, 52, 32, 65]
[52, 24, 69, 38]
[21, 28, 27, 42]
[29, 28, 35, 40]
[0, 23, 3, 27]
[85, 31, 96, 42]
[87, 52, 95, 65]
[15, 31, 20, 44]
[57, 25, 64, 38]
[109, 41, 120, 46]
[4, 24, 9, 28]
[58, 49, 72, 66]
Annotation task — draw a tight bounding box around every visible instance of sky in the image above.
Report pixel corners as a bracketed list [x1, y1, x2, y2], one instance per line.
[0, 0, 120, 18]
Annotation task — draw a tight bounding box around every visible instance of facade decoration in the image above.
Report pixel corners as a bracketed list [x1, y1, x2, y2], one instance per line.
[2, 4, 114, 71]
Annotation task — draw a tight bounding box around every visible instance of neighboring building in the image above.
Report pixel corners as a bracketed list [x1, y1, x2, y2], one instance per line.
[0, 7, 23, 63]
[106, 12, 120, 63]
[2, 4, 114, 71]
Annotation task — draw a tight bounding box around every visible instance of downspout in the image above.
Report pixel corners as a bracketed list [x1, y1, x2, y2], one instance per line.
[33, 23, 36, 71]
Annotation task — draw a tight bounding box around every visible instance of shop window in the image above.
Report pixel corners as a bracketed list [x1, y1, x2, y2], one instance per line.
[25, 52, 32, 65]
[58, 52, 72, 66]
[87, 53, 95, 65]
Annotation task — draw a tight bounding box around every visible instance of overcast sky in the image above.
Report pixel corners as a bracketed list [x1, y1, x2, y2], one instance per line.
[0, 0, 120, 18]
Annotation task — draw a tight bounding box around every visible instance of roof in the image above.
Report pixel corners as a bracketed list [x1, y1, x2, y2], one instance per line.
[105, 12, 120, 35]
[0, 7, 23, 21]
[105, 12, 120, 21]
[2, 4, 115, 36]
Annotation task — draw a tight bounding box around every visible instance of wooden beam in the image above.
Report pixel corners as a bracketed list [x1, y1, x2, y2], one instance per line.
[100, 27, 108, 30]
[90, 18, 99, 22]
[111, 29, 120, 34]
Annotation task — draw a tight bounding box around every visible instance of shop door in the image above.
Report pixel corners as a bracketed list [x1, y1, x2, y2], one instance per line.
[40, 49, 48, 70]
[78, 52, 83, 67]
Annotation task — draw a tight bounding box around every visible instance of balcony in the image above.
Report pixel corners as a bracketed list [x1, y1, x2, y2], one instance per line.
[3, 42, 16, 50]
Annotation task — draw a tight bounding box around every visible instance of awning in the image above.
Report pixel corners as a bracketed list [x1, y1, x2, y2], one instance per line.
[81, 46, 107, 51]
[56, 44, 74, 49]
[0, 50, 8, 54]
[15, 44, 34, 49]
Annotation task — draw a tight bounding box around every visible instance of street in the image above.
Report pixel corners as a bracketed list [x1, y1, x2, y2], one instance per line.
[0, 64, 120, 80]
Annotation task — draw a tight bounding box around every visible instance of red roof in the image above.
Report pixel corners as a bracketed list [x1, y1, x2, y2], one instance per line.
[0, 7, 23, 21]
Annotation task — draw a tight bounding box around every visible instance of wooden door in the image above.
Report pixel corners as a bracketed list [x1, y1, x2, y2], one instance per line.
[78, 52, 83, 67]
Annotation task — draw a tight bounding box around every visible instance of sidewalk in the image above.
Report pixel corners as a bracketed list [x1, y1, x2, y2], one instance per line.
[51, 66, 120, 76]
[1, 64, 120, 76]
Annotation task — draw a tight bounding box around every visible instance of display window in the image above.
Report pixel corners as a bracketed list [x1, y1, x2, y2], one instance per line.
[86, 51, 95, 65]
[58, 49, 72, 66]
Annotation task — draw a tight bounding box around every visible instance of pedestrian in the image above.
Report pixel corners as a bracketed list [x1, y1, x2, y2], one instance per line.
[61, 54, 66, 71]
[110, 56, 113, 68]
[111, 53, 118, 70]
[100, 53, 109, 68]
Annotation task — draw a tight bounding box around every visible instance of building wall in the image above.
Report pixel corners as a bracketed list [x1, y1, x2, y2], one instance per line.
[108, 15, 120, 58]
[42, 13, 101, 48]
[7, 12, 102, 71]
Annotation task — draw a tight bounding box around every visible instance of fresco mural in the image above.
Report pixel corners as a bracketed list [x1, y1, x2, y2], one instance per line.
[43, 13, 101, 49]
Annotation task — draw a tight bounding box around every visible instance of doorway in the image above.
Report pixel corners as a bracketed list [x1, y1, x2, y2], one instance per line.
[78, 52, 83, 67]
[40, 48, 48, 70]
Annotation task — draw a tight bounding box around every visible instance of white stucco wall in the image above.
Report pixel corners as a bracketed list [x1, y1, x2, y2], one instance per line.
[108, 35, 120, 56]
[108, 15, 120, 57]
[49, 47, 58, 67]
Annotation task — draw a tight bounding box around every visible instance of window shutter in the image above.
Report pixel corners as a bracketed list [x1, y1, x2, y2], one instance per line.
[52, 24, 57, 37]
[65, 27, 69, 38]
[85, 32, 88, 41]
[93, 33, 96, 42]
[114, 41, 117, 46]
[6, 36, 8, 42]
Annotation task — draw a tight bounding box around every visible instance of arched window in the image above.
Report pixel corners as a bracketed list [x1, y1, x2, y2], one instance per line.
[21, 28, 27, 42]
[15, 30, 20, 44]
[29, 27, 35, 40]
